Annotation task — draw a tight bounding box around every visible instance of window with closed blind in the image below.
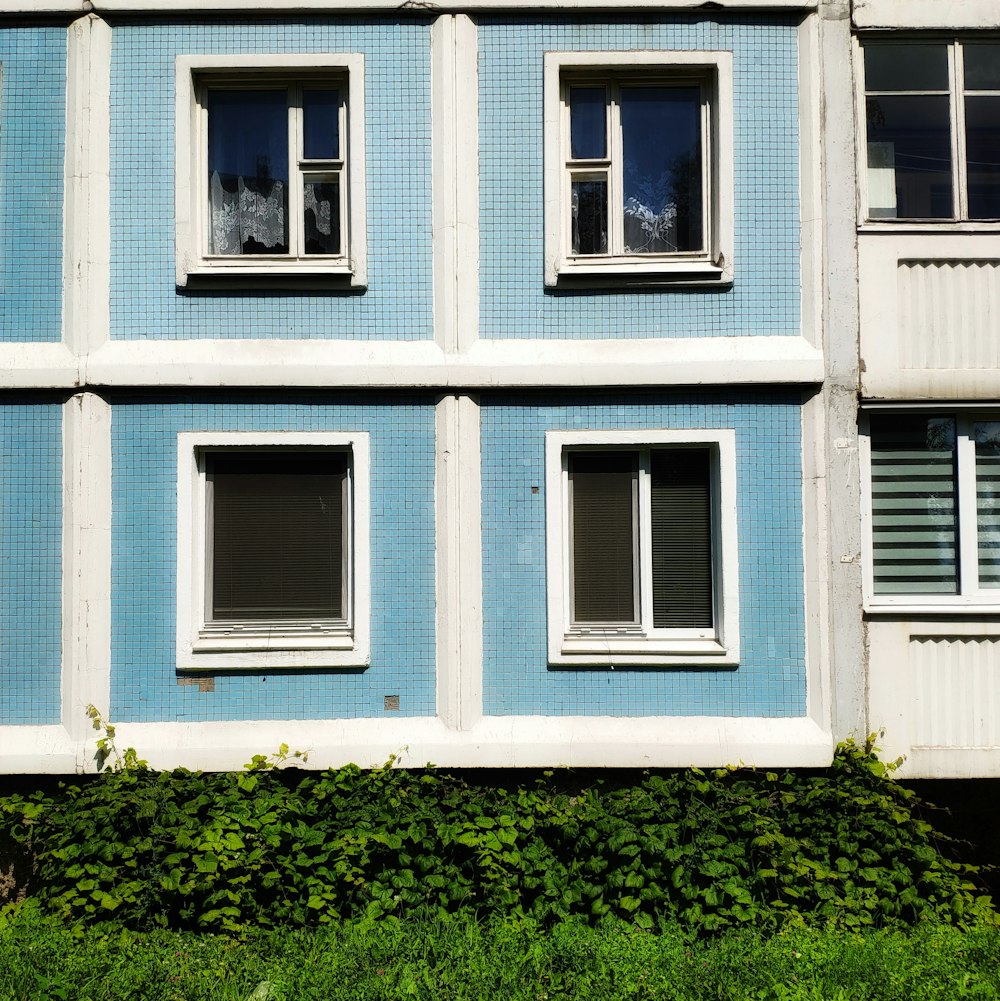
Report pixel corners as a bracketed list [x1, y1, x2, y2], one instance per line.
[865, 411, 1000, 607]
[176, 432, 371, 670]
[546, 430, 739, 667]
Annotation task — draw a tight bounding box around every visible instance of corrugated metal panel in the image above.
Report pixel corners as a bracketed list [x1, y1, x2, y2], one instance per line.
[898, 260, 1000, 369]
[910, 635, 1000, 748]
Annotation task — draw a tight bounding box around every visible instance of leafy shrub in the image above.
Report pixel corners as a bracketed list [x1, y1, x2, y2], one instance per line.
[0, 737, 994, 935]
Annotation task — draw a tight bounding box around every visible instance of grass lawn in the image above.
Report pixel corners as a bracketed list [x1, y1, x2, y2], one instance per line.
[2, 904, 999, 1001]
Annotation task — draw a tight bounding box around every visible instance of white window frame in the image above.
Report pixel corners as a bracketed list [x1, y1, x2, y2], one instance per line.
[176, 431, 371, 670]
[543, 51, 734, 288]
[175, 54, 367, 288]
[858, 37, 1000, 227]
[545, 429, 739, 667]
[862, 407, 1000, 613]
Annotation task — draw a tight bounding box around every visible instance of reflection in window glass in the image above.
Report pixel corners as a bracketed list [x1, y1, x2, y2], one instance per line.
[966, 95, 1000, 218]
[207, 90, 290, 255]
[865, 95, 952, 218]
[621, 87, 702, 253]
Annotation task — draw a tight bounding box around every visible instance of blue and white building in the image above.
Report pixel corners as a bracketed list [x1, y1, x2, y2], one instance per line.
[0, 0, 993, 777]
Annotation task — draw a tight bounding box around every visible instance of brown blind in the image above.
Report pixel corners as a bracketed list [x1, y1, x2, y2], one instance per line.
[570, 451, 637, 623]
[651, 448, 713, 628]
[209, 452, 347, 620]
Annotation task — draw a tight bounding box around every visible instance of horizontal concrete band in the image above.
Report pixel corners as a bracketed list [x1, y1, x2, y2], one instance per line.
[0, 337, 825, 389]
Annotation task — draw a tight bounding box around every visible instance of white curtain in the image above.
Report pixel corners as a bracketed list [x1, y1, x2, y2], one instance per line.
[209, 172, 287, 255]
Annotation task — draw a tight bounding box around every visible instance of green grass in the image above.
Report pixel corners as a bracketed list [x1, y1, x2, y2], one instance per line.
[2, 903, 999, 1001]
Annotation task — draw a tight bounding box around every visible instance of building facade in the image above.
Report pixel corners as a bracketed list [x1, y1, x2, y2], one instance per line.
[0, 0, 993, 777]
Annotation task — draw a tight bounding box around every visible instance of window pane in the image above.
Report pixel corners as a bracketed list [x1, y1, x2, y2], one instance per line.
[870, 415, 958, 595]
[965, 96, 1000, 218]
[303, 177, 341, 255]
[864, 43, 949, 91]
[210, 452, 346, 620]
[303, 89, 340, 160]
[569, 87, 606, 159]
[620, 87, 702, 253]
[975, 422, 1000, 588]
[207, 90, 289, 254]
[964, 44, 1000, 89]
[651, 449, 713, 629]
[866, 95, 952, 218]
[570, 452, 637, 624]
[571, 178, 608, 255]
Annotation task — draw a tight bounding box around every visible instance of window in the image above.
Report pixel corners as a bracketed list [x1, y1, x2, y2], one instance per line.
[864, 411, 1000, 607]
[176, 432, 370, 669]
[175, 55, 367, 287]
[545, 430, 739, 666]
[863, 40, 1000, 221]
[543, 51, 733, 286]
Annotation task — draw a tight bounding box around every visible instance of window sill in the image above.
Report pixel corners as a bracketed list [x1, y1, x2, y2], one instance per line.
[178, 642, 367, 671]
[858, 221, 1000, 235]
[865, 601, 1000, 617]
[547, 258, 731, 289]
[550, 634, 737, 668]
[177, 261, 365, 292]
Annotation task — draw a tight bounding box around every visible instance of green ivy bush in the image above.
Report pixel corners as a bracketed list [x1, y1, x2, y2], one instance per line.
[0, 738, 994, 936]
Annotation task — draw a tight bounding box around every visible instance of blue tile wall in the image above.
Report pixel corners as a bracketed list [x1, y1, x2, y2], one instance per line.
[0, 28, 65, 343]
[109, 20, 433, 341]
[0, 399, 62, 724]
[479, 17, 801, 339]
[481, 393, 806, 716]
[110, 394, 437, 722]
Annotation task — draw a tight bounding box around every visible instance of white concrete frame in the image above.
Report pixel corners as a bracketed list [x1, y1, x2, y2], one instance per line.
[176, 431, 371, 670]
[543, 50, 734, 287]
[860, 405, 1000, 613]
[545, 429, 740, 667]
[854, 0, 1000, 31]
[174, 53, 367, 288]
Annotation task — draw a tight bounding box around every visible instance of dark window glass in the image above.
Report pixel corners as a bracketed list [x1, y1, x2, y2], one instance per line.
[965, 95, 1000, 218]
[570, 452, 637, 624]
[866, 95, 953, 218]
[620, 87, 702, 253]
[209, 452, 347, 620]
[650, 449, 713, 628]
[864, 43, 949, 91]
[569, 87, 607, 159]
[571, 179, 608, 255]
[964, 44, 1000, 89]
[207, 89, 290, 254]
[303, 178, 341, 255]
[869, 415, 958, 595]
[302, 89, 340, 160]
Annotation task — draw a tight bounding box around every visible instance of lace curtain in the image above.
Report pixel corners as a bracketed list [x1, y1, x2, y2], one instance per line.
[209, 171, 288, 255]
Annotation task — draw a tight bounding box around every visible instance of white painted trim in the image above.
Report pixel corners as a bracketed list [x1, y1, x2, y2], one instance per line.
[431, 16, 480, 354]
[61, 393, 112, 751]
[0, 716, 833, 773]
[854, 0, 1000, 30]
[74, 336, 824, 388]
[0, 344, 79, 387]
[0, 726, 78, 774]
[543, 50, 734, 288]
[63, 13, 111, 355]
[545, 428, 740, 667]
[435, 395, 483, 729]
[176, 430, 371, 670]
[174, 54, 367, 289]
